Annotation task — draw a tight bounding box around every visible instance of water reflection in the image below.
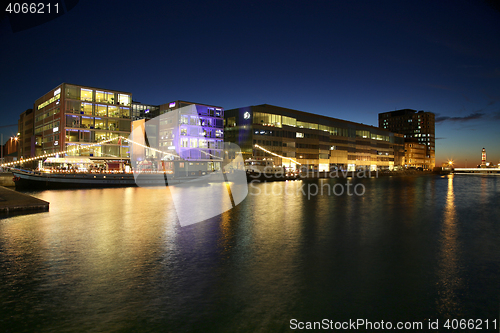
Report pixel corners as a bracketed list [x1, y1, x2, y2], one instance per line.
[1, 176, 499, 331]
[436, 175, 463, 316]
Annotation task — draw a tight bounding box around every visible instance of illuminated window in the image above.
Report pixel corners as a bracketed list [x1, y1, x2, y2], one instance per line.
[118, 94, 131, 106]
[81, 89, 93, 101]
[95, 131, 108, 142]
[253, 112, 282, 127]
[96, 105, 107, 117]
[108, 120, 119, 131]
[81, 117, 94, 129]
[108, 105, 119, 118]
[282, 116, 296, 127]
[296, 132, 304, 138]
[94, 119, 107, 130]
[96, 91, 115, 104]
[190, 138, 198, 148]
[297, 121, 318, 130]
[81, 103, 93, 115]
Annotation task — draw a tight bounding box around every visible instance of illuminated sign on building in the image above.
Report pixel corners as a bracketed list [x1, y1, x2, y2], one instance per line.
[243, 111, 251, 120]
[54, 88, 61, 96]
[38, 93, 60, 110]
[169, 102, 176, 108]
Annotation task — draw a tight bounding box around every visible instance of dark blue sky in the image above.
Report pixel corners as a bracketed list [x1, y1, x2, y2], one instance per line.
[1, 0, 499, 166]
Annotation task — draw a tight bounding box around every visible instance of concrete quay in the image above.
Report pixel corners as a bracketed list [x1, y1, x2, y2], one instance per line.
[0, 186, 49, 214]
[0, 172, 15, 187]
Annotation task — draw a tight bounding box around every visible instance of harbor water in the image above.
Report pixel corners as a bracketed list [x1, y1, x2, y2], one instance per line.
[0, 174, 499, 332]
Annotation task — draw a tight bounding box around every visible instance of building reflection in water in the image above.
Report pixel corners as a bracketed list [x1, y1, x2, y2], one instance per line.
[436, 175, 463, 316]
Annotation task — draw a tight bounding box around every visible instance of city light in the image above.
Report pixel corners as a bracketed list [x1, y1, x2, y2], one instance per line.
[254, 144, 301, 165]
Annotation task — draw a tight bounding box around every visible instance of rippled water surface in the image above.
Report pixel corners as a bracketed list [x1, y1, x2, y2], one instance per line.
[0, 175, 499, 332]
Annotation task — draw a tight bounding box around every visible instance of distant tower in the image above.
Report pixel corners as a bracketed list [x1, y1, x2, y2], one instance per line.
[481, 148, 486, 167]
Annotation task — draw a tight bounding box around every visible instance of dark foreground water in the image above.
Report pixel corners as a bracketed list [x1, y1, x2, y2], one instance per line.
[0, 174, 499, 332]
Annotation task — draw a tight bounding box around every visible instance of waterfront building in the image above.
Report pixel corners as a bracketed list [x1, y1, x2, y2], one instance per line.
[17, 108, 37, 162]
[404, 142, 427, 168]
[131, 101, 225, 175]
[131, 101, 160, 121]
[225, 104, 404, 171]
[32, 83, 132, 166]
[1, 137, 19, 164]
[379, 109, 435, 169]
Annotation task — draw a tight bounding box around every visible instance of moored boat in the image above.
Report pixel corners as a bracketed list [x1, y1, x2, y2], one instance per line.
[245, 159, 298, 181]
[12, 169, 139, 189]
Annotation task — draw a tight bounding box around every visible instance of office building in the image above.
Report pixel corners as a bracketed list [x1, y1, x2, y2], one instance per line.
[33, 83, 132, 165]
[17, 108, 37, 161]
[404, 142, 427, 168]
[131, 101, 225, 175]
[379, 109, 435, 169]
[131, 101, 160, 120]
[225, 104, 404, 171]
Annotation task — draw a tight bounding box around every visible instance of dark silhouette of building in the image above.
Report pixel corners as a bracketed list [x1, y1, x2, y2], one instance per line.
[379, 109, 435, 169]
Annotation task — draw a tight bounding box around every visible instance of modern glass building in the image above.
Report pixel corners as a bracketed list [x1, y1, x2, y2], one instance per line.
[225, 104, 404, 171]
[32, 83, 132, 164]
[379, 109, 435, 169]
[130, 101, 225, 176]
[131, 101, 160, 120]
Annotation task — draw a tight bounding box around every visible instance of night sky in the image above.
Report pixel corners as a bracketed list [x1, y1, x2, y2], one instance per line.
[1, 0, 499, 167]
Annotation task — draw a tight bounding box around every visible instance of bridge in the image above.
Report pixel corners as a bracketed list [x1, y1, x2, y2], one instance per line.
[453, 168, 500, 174]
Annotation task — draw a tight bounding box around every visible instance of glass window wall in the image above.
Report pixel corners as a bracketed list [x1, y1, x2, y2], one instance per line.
[119, 120, 131, 132]
[65, 85, 80, 99]
[96, 91, 115, 104]
[95, 131, 109, 142]
[66, 100, 81, 113]
[96, 104, 107, 117]
[118, 94, 131, 106]
[66, 130, 79, 142]
[81, 117, 94, 129]
[81, 130, 91, 142]
[94, 119, 107, 130]
[108, 120, 119, 131]
[253, 112, 282, 127]
[81, 88, 93, 101]
[108, 105, 119, 118]
[282, 116, 296, 127]
[120, 107, 130, 118]
[102, 145, 120, 157]
[81, 103, 93, 115]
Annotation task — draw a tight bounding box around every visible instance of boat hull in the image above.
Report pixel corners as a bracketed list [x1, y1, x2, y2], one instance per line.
[13, 171, 140, 190]
[12, 170, 244, 190]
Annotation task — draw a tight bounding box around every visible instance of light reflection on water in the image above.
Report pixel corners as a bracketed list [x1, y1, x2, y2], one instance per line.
[0, 175, 499, 332]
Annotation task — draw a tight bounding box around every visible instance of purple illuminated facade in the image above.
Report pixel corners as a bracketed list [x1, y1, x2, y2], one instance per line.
[158, 101, 224, 171]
